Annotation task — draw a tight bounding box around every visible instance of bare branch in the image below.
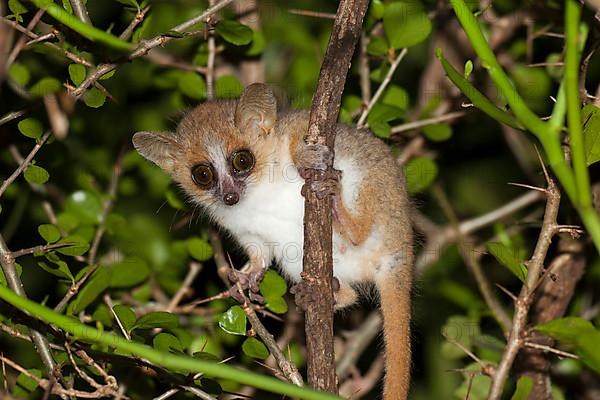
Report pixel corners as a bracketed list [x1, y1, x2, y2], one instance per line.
[357, 48, 408, 127]
[487, 180, 561, 400]
[301, 0, 369, 392]
[0, 235, 58, 378]
[0, 130, 52, 199]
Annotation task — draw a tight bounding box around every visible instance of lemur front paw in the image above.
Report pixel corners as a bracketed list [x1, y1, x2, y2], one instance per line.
[291, 277, 344, 311]
[227, 268, 265, 304]
[297, 143, 333, 178]
[301, 168, 342, 199]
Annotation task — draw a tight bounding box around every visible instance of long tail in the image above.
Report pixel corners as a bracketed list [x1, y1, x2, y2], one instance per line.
[376, 266, 412, 400]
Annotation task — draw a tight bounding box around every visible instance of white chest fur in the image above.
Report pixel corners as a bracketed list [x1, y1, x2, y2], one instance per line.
[212, 145, 379, 284]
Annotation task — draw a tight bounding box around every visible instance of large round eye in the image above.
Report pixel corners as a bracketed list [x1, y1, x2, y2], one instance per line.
[231, 150, 255, 174]
[191, 164, 214, 188]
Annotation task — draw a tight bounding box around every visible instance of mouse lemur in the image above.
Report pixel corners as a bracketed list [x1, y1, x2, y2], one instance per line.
[133, 83, 413, 399]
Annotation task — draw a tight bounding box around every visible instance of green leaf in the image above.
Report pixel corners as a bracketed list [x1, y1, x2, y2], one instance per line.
[8, 63, 30, 87]
[15, 369, 40, 394]
[441, 315, 480, 359]
[260, 270, 288, 314]
[246, 30, 265, 56]
[197, 378, 222, 395]
[381, 85, 409, 110]
[24, 165, 49, 184]
[367, 103, 403, 124]
[366, 36, 389, 56]
[108, 258, 150, 288]
[163, 30, 185, 38]
[485, 242, 528, 283]
[99, 70, 116, 80]
[536, 317, 594, 344]
[582, 104, 600, 166]
[216, 20, 252, 46]
[259, 270, 287, 298]
[165, 188, 184, 210]
[383, 1, 432, 49]
[8, 0, 27, 16]
[242, 337, 269, 359]
[72, 268, 111, 313]
[57, 235, 90, 256]
[215, 75, 243, 99]
[218, 305, 247, 336]
[29, 77, 61, 97]
[370, 0, 384, 19]
[134, 311, 179, 330]
[464, 60, 473, 78]
[265, 296, 288, 314]
[536, 317, 600, 373]
[511, 376, 533, 400]
[65, 191, 103, 225]
[68, 64, 87, 85]
[38, 224, 61, 243]
[423, 123, 453, 142]
[153, 332, 183, 353]
[18, 118, 43, 139]
[84, 87, 106, 108]
[37, 259, 73, 282]
[113, 304, 136, 332]
[370, 121, 391, 139]
[186, 237, 214, 261]
[57, 212, 80, 232]
[404, 157, 438, 193]
[178, 72, 206, 100]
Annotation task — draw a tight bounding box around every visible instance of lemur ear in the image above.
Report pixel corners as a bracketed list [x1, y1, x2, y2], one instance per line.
[132, 131, 181, 173]
[235, 83, 277, 135]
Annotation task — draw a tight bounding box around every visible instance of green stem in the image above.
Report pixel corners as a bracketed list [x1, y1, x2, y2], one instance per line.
[449, 0, 547, 135]
[0, 285, 340, 400]
[31, 0, 132, 51]
[436, 49, 523, 129]
[564, 0, 591, 208]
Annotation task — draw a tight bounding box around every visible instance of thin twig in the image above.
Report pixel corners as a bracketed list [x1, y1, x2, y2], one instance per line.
[69, 0, 91, 24]
[71, 0, 237, 99]
[167, 262, 202, 312]
[391, 111, 466, 134]
[234, 282, 304, 386]
[11, 242, 73, 258]
[357, 48, 408, 127]
[336, 312, 383, 379]
[0, 130, 52, 199]
[119, 6, 150, 41]
[0, 233, 57, 379]
[487, 178, 561, 400]
[5, 8, 45, 69]
[287, 9, 336, 19]
[206, 0, 216, 100]
[431, 184, 512, 335]
[523, 342, 578, 359]
[88, 154, 124, 264]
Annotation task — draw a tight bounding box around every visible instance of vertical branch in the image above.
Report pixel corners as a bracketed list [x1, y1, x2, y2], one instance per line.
[0, 235, 57, 378]
[302, 0, 369, 393]
[487, 180, 561, 400]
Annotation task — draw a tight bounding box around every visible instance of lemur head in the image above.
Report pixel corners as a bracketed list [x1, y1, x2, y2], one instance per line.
[133, 83, 278, 209]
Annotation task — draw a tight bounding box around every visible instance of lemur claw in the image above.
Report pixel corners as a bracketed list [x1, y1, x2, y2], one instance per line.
[227, 268, 265, 304]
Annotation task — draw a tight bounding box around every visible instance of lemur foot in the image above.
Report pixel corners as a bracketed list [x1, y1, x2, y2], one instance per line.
[297, 143, 333, 178]
[227, 268, 265, 304]
[301, 168, 342, 199]
[291, 277, 342, 311]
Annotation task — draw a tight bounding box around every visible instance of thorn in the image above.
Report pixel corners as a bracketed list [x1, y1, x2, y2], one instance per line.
[508, 182, 547, 193]
[496, 283, 517, 302]
[533, 145, 551, 185]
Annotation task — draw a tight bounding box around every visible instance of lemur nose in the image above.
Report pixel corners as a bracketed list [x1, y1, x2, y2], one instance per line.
[223, 192, 239, 206]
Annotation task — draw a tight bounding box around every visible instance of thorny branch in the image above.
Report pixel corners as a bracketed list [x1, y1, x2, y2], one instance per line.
[487, 175, 561, 400]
